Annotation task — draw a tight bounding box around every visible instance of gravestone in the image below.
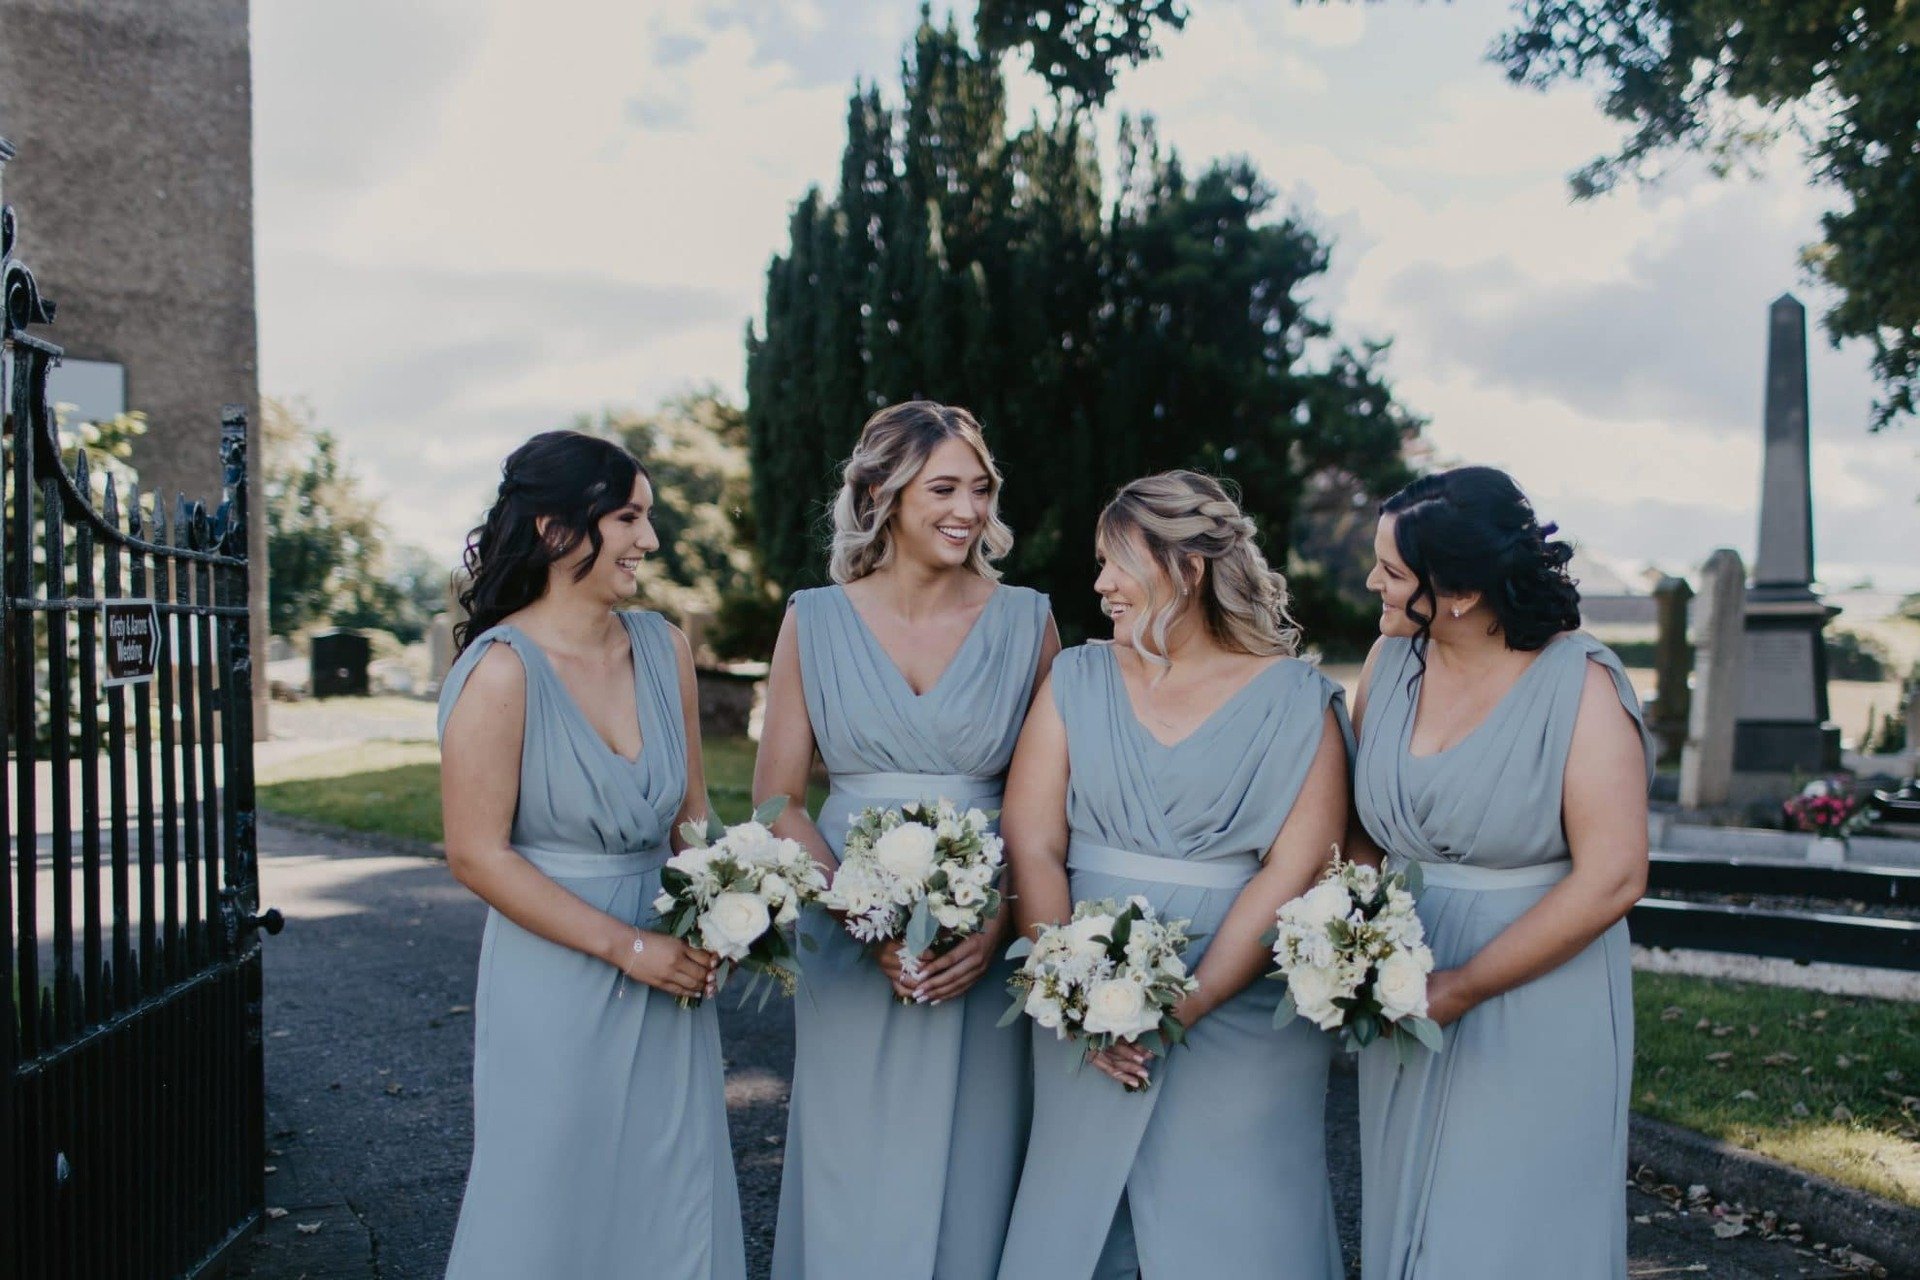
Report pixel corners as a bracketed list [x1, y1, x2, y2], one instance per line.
[1731, 295, 1841, 799]
[428, 613, 455, 688]
[1650, 576, 1694, 760]
[311, 629, 371, 698]
[1680, 550, 1747, 808]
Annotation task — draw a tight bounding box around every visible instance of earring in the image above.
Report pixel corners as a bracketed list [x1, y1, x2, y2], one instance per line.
[1450, 606, 1461, 619]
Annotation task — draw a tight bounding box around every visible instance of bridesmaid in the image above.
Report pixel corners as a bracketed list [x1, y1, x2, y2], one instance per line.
[997, 471, 1349, 1280]
[758, 401, 1060, 1280]
[1349, 466, 1653, 1280]
[437, 431, 745, 1279]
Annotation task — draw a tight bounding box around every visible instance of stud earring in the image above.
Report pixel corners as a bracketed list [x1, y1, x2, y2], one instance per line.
[1450, 606, 1461, 618]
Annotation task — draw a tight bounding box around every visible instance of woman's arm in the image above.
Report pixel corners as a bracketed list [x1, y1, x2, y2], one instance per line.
[1344, 637, 1389, 869]
[751, 606, 837, 879]
[1424, 662, 1649, 1026]
[1001, 671, 1072, 940]
[668, 623, 710, 850]
[440, 645, 713, 1001]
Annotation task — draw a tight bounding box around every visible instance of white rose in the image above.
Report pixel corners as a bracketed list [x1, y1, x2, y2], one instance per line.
[698, 892, 772, 961]
[726, 821, 777, 862]
[1025, 987, 1066, 1030]
[934, 901, 973, 930]
[951, 880, 983, 907]
[872, 822, 939, 884]
[1286, 965, 1345, 1031]
[1064, 915, 1114, 958]
[1082, 977, 1160, 1040]
[666, 845, 714, 877]
[1302, 879, 1355, 924]
[1375, 951, 1431, 1022]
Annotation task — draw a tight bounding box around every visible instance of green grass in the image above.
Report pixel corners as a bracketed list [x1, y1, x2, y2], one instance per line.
[256, 735, 822, 842]
[1633, 972, 1920, 1207]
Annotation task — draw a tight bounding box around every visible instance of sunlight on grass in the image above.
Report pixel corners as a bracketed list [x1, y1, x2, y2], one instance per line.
[1634, 972, 1920, 1207]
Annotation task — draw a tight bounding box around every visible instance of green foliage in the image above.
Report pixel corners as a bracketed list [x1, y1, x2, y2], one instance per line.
[1825, 628, 1891, 682]
[1494, 0, 1920, 429]
[975, 0, 1188, 107]
[592, 388, 761, 626]
[747, 16, 1422, 640]
[264, 397, 428, 638]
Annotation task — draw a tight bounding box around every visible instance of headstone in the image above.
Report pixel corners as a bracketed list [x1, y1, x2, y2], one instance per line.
[1650, 576, 1694, 761]
[428, 613, 455, 688]
[1731, 295, 1841, 797]
[1680, 550, 1747, 808]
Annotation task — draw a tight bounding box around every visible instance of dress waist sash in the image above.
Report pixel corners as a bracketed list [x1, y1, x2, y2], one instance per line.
[1395, 856, 1572, 890]
[828, 770, 1004, 807]
[514, 842, 669, 879]
[1067, 840, 1259, 890]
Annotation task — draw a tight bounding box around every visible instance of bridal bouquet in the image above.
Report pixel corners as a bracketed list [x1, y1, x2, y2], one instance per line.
[818, 799, 1005, 994]
[649, 798, 827, 1008]
[1000, 896, 1197, 1091]
[1268, 849, 1442, 1062]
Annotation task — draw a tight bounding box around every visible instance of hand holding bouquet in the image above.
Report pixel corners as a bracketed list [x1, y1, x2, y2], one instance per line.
[1000, 896, 1198, 1092]
[818, 799, 1006, 1000]
[1268, 848, 1442, 1063]
[649, 798, 827, 1009]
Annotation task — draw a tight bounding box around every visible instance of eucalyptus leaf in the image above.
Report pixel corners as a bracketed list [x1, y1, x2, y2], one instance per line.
[1402, 860, 1425, 895]
[1406, 1015, 1444, 1054]
[904, 901, 937, 958]
[751, 795, 790, 826]
[998, 997, 1028, 1029]
[1004, 937, 1034, 961]
[1273, 989, 1298, 1030]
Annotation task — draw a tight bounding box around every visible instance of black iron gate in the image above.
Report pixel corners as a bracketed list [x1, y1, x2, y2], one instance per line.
[2, 141, 281, 1278]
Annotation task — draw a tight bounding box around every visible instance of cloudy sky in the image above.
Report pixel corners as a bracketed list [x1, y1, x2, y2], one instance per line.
[251, 0, 1920, 593]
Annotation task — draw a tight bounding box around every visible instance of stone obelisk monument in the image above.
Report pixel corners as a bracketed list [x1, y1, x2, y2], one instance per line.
[1731, 294, 1841, 796]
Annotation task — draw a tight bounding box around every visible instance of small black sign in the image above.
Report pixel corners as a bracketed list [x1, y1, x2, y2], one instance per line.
[103, 599, 161, 687]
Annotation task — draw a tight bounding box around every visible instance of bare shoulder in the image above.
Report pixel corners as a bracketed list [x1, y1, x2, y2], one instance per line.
[461, 641, 527, 700]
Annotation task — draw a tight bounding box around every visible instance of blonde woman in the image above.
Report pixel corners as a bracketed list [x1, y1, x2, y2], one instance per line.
[996, 471, 1349, 1280]
[757, 401, 1060, 1280]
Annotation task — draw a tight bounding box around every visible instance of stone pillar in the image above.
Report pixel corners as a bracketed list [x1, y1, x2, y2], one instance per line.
[1680, 550, 1747, 808]
[1731, 295, 1842, 795]
[1650, 576, 1694, 761]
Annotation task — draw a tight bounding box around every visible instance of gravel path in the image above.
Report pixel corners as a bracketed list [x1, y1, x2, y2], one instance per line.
[228, 820, 1872, 1279]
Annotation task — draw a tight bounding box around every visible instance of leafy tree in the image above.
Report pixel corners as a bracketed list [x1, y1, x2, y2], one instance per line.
[592, 388, 762, 626]
[263, 397, 403, 636]
[1494, 0, 1920, 429]
[975, 0, 1189, 107]
[746, 16, 1421, 641]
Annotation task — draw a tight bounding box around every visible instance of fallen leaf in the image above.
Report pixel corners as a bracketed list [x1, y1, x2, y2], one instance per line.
[385, 1082, 404, 1096]
[1706, 1052, 1734, 1064]
[1836, 1054, 1854, 1069]
[295, 1222, 323, 1235]
[1792, 1102, 1810, 1117]
[265, 1207, 288, 1220]
[1711, 1024, 1734, 1038]
[1734, 1090, 1759, 1101]
[449, 1004, 472, 1015]
[1712, 1220, 1749, 1239]
[1832, 1104, 1854, 1121]
[1632, 1214, 1651, 1224]
[1660, 1005, 1685, 1022]
[263, 1164, 278, 1175]
[1813, 1008, 1829, 1019]
[1762, 1051, 1799, 1067]
[1686, 1184, 1710, 1201]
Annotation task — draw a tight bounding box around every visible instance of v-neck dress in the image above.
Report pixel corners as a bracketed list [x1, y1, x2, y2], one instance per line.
[1353, 632, 1653, 1280]
[996, 644, 1352, 1280]
[437, 612, 745, 1280]
[772, 583, 1053, 1280]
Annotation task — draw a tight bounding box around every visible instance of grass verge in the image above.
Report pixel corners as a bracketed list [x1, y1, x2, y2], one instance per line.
[257, 735, 821, 843]
[1633, 971, 1920, 1208]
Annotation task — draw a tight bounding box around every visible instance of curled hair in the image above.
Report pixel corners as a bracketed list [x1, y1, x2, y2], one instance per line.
[1096, 470, 1300, 669]
[828, 401, 1014, 584]
[455, 430, 648, 650]
[1379, 465, 1580, 662]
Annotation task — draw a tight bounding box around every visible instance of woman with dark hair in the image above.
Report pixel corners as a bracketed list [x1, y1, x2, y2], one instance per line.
[1347, 466, 1653, 1279]
[437, 430, 745, 1279]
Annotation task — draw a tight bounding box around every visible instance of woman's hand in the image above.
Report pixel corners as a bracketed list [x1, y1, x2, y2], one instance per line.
[1088, 1039, 1155, 1090]
[874, 922, 1004, 1004]
[1425, 967, 1476, 1028]
[618, 930, 719, 1002]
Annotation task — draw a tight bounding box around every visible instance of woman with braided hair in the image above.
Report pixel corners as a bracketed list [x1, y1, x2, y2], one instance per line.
[997, 470, 1349, 1280]
[1347, 466, 1653, 1279]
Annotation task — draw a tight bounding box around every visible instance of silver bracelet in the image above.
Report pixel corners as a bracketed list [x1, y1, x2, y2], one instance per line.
[616, 935, 645, 999]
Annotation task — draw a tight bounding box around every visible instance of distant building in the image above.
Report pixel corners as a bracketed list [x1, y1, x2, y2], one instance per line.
[0, 0, 267, 732]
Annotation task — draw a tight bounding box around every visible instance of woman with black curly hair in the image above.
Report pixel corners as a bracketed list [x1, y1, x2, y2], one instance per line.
[1346, 466, 1654, 1280]
[436, 430, 744, 1279]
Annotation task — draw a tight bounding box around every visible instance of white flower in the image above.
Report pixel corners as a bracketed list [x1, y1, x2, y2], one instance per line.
[933, 901, 973, 930]
[652, 890, 676, 915]
[1025, 987, 1066, 1030]
[1064, 914, 1113, 958]
[698, 892, 772, 961]
[1296, 879, 1354, 928]
[726, 821, 778, 862]
[872, 822, 939, 884]
[1375, 951, 1431, 1022]
[951, 880, 984, 908]
[1082, 977, 1161, 1040]
[1286, 965, 1345, 1031]
[666, 844, 715, 878]
[966, 807, 991, 830]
